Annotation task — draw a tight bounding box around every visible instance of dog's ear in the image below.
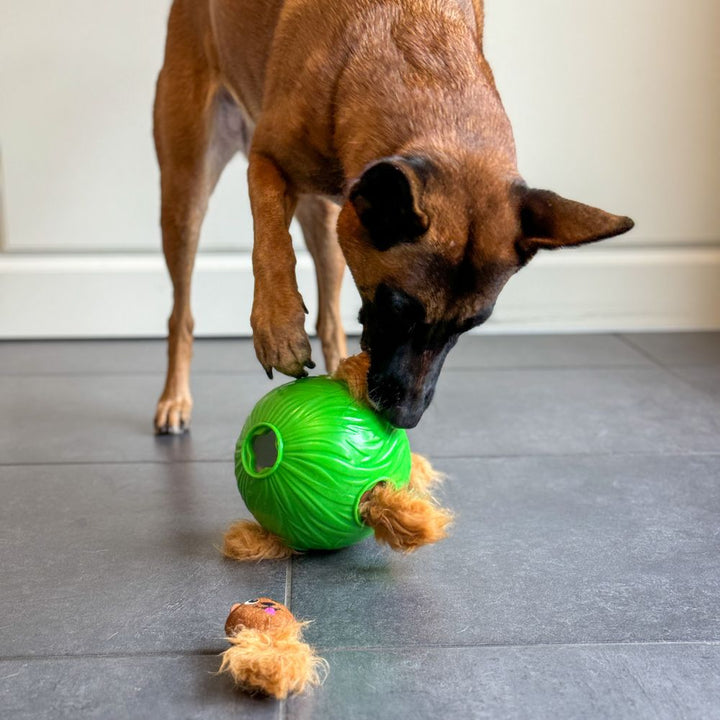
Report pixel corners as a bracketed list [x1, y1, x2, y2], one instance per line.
[516, 186, 634, 262]
[349, 158, 430, 251]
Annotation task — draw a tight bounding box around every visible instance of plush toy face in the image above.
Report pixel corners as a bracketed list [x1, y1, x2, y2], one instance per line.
[219, 596, 326, 699]
[225, 598, 296, 636]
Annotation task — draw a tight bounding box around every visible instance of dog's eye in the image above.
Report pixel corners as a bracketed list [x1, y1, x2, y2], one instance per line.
[375, 284, 425, 324]
[243, 599, 259, 605]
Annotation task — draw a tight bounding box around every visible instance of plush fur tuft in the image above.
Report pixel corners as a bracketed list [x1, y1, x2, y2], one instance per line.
[219, 623, 327, 699]
[333, 352, 371, 402]
[223, 519, 296, 562]
[409, 452, 445, 494]
[359, 482, 453, 552]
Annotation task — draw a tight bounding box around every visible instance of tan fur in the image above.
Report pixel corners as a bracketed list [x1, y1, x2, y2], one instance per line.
[295, 195, 348, 373]
[222, 519, 296, 562]
[409, 452, 445, 495]
[219, 600, 327, 699]
[219, 627, 327, 698]
[154, 0, 633, 433]
[360, 482, 453, 552]
[222, 455, 450, 558]
[333, 352, 371, 403]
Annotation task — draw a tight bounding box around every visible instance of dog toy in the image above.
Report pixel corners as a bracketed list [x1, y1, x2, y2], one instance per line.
[235, 374, 411, 550]
[219, 598, 327, 698]
[223, 353, 452, 560]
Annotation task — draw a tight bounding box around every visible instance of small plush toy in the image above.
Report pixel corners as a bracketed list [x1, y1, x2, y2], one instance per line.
[219, 598, 327, 698]
[223, 353, 452, 560]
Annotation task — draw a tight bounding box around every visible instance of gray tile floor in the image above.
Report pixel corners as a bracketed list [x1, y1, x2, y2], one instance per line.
[1, 333, 719, 719]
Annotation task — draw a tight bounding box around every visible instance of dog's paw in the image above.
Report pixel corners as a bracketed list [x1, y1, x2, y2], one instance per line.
[253, 328, 315, 379]
[154, 392, 192, 435]
[251, 295, 315, 379]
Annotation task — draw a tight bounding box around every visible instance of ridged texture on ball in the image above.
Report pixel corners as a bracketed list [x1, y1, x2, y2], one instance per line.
[235, 376, 411, 551]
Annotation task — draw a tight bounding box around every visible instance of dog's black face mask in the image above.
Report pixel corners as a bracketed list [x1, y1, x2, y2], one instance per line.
[344, 157, 634, 429]
[359, 283, 492, 428]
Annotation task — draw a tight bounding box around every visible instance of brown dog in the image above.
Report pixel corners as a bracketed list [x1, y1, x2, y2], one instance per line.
[153, 0, 633, 433]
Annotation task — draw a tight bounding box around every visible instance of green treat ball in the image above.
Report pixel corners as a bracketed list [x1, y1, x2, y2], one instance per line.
[235, 376, 411, 551]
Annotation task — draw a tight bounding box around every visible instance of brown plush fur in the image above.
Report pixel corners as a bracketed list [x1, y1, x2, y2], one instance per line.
[359, 481, 453, 552]
[409, 452, 445, 494]
[219, 601, 327, 699]
[333, 352, 371, 403]
[223, 451, 451, 559]
[223, 519, 297, 562]
[219, 627, 326, 698]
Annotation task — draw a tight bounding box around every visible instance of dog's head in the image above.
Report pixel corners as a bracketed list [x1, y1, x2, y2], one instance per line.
[337, 154, 634, 428]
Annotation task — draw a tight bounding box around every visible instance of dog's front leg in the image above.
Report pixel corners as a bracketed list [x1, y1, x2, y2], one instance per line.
[248, 152, 314, 378]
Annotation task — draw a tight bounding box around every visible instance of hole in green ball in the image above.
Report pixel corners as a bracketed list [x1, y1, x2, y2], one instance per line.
[253, 429, 278, 472]
[241, 423, 284, 478]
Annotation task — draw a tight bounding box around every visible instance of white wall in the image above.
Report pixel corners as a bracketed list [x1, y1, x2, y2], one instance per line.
[0, 0, 255, 252]
[484, 0, 720, 246]
[1, 0, 719, 337]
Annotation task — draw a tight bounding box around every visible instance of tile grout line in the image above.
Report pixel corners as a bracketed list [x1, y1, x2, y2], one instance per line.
[3, 449, 720, 470]
[614, 333, 669, 369]
[0, 370, 269, 378]
[316, 639, 720, 653]
[615, 332, 720, 400]
[277, 554, 293, 719]
[278, 555, 295, 720]
[2, 640, 719, 664]
[654, 363, 720, 401]
[2, 362, 719, 380]
[433, 450, 720, 461]
[0, 363, 669, 378]
[284, 555, 293, 610]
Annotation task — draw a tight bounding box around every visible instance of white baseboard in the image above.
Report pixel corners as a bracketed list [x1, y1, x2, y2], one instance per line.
[1, 246, 719, 338]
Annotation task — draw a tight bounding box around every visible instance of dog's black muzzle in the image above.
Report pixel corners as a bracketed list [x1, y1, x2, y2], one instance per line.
[366, 350, 449, 428]
[360, 284, 460, 428]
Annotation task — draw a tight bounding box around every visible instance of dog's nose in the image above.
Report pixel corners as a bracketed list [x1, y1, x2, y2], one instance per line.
[381, 404, 423, 429]
[369, 376, 431, 428]
[368, 368, 436, 428]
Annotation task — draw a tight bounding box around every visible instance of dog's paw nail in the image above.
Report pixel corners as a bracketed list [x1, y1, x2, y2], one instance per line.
[305, 359, 316, 370]
[265, 367, 274, 380]
[302, 301, 309, 314]
[160, 421, 185, 435]
[156, 423, 184, 436]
